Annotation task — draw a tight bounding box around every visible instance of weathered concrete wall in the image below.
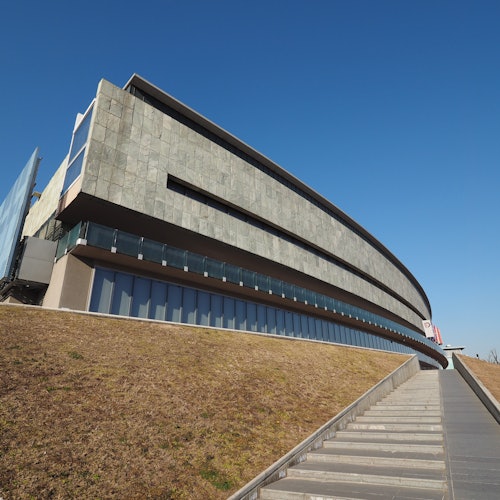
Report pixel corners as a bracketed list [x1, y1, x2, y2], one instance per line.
[23, 157, 67, 237]
[79, 79, 430, 330]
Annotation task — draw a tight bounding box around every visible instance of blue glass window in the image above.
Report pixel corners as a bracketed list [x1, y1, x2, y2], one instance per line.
[247, 302, 257, 331]
[327, 322, 335, 342]
[285, 311, 294, 335]
[111, 273, 133, 316]
[131, 277, 150, 318]
[210, 295, 223, 328]
[292, 313, 301, 337]
[62, 107, 93, 195]
[300, 315, 309, 338]
[354, 330, 361, 346]
[308, 316, 316, 338]
[197, 291, 210, 326]
[276, 309, 285, 335]
[69, 109, 93, 163]
[150, 281, 167, 320]
[182, 288, 197, 324]
[236, 300, 247, 330]
[223, 297, 235, 329]
[257, 304, 267, 333]
[89, 269, 114, 313]
[341, 326, 348, 343]
[167, 284, 182, 322]
[316, 319, 324, 340]
[267, 307, 277, 334]
[62, 149, 85, 193]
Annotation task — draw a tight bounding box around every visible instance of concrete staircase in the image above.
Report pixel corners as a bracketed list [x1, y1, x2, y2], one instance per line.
[259, 371, 448, 499]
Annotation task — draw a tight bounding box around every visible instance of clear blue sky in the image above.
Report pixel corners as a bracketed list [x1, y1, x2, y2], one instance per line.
[1, 1, 498, 359]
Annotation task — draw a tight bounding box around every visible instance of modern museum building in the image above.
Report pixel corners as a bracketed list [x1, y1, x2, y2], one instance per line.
[0, 75, 447, 369]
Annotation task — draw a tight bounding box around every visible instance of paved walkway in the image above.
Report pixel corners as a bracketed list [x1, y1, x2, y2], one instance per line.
[440, 370, 500, 499]
[259, 369, 500, 499]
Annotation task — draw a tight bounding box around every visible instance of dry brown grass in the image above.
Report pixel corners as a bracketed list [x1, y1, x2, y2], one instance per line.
[457, 354, 500, 402]
[0, 304, 408, 499]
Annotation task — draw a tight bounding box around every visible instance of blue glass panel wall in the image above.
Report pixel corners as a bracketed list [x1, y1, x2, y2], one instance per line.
[88, 268, 441, 368]
[0, 148, 40, 280]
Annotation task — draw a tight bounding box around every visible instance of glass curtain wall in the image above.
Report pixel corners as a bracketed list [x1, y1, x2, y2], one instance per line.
[89, 267, 439, 367]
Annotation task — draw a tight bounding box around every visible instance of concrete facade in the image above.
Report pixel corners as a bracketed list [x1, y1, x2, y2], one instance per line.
[77, 78, 429, 331]
[2, 74, 446, 368]
[23, 157, 67, 238]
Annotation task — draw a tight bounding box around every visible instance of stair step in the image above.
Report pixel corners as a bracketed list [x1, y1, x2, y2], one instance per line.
[287, 461, 447, 490]
[381, 397, 440, 403]
[335, 430, 443, 441]
[363, 409, 441, 417]
[356, 415, 441, 423]
[376, 400, 440, 405]
[259, 478, 447, 500]
[378, 398, 441, 406]
[374, 404, 441, 411]
[384, 389, 439, 392]
[324, 439, 444, 454]
[347, 422, 443, 432]
[258, 370, 448, 499]
[307, 445, 444, 461]
[307, 450, 445, 469]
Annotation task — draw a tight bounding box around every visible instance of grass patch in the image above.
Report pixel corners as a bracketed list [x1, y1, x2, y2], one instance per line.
[0, 304, 408, 499]
[199, 468, 233, 491]
[457, 354, 500, 402]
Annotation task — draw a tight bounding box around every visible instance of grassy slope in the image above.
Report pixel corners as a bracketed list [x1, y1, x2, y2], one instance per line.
[0, 305, 408, 499]
[457, 354, 500, 402]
